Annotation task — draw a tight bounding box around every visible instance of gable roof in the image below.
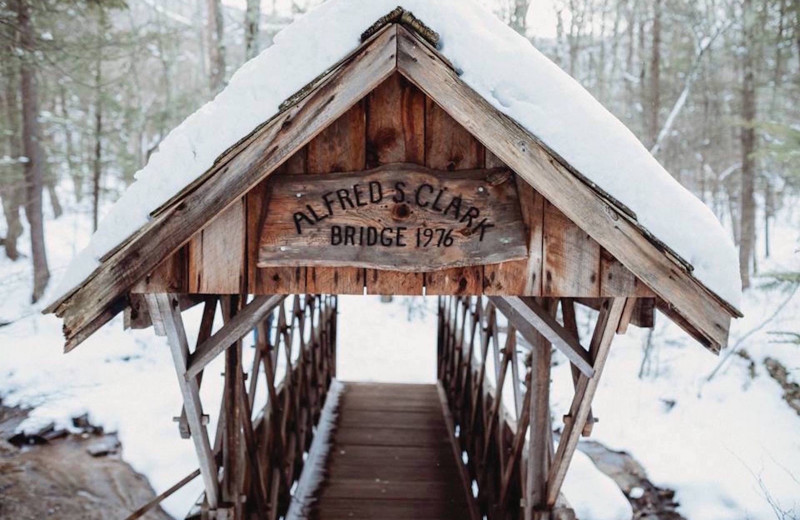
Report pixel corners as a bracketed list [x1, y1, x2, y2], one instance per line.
[45, 0, 742, 352]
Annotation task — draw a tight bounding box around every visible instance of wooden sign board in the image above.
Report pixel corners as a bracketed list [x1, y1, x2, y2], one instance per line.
[258, 163, 528, 271]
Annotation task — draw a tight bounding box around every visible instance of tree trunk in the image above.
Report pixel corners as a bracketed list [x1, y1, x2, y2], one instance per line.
[244, 0, 261, 60]
[16, 0, 50, 302]
[92, 8, 105, 232]
[649, 0, 661, 148]
[739, 0, 757, 290]
[2, 49, 23, 261]
[206, 0, 226, 94]
[511, 0, 529, 35]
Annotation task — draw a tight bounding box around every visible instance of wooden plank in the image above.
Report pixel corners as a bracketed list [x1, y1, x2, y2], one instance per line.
[186, 295, 285, 380]
[306, 101, 368, 294]
[365, 73, 426, 295]
[483, 151, 533, 295]
[188, 199, 245, 294]
[491, 296, 594, 377]
[130, 245, 188, 294]
[424, 98, 484, 295]
[247, 150, 308, 294]
[144, 293, 219, 508]
[526, 301, 553, 520]
[600, 248, 655, 297]
[55, 25, 399, 350]
[258, 165, 527, 270]
[542, 201, 601, 297]
[316, 382, 478, 520]
[396, 25, 734, 350]
[314, 499, 471, 520]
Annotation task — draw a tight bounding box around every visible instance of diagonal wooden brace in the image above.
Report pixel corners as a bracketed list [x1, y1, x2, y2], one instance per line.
[144, 293, 220, 509]
[491, 296, 594, 378]
[186, 295, 285, 380]
[545, 298, 628, 507]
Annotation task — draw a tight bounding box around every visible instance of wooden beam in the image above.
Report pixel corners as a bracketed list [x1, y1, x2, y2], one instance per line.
[574, 297, 655, 329]
[545, 298, 627, 506]
[53, 25, 399, 350]
[396, 25, 734, 351]
[560, 298, 595, 437]
[144, 293, 219, 509]
[187, 295, 285, 380]
[490, 296, 594, 378]
[526, 301, 553, 520]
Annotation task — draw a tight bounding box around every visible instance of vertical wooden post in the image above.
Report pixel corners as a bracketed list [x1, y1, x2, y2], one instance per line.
[526, 300, 554, 520]
[144, 293, 219, 510]
[221, 295, 244, 517]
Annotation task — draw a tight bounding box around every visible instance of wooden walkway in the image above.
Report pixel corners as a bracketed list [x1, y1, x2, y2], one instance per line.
[308, 383, 477, 520]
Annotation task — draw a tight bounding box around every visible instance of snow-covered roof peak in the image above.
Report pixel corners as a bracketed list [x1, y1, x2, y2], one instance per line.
[49, 0, 741, 310]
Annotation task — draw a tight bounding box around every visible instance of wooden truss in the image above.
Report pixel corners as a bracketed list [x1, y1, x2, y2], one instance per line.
[437, 295, 632, 520]
[130, 294, 337, 520]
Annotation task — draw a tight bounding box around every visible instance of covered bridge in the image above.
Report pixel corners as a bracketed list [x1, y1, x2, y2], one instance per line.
[44, 1, 742, 519]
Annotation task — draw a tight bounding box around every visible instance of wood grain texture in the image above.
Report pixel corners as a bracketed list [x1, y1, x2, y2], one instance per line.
[188, 199, 245, 294]
[247, 150, 308, 294]
[396, 25, 733, 350]
[542, 201, 600, 297]
[306, 102, 367, 294]
[365, 73, 426, 294]
[424, 99, 484, 295]
[483, 151, 533, 295]
[130, 245, 188, 294]
[258, 165, 527, 270]
[310, 383, 478, 520]
[599, 248, 654, 297]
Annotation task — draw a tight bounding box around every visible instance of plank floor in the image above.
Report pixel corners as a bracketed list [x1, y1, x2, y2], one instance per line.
[308, 383, 475, 520]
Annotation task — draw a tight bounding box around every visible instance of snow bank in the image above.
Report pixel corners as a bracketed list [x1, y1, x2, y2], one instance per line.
[562, 449, 633, 520]
[49, 0, 741, 308]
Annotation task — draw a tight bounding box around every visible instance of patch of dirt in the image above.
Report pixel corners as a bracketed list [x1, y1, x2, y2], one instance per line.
[764, 356, 800, 416]
[0, 404, 172, 520]
[578, 440, 686, 520]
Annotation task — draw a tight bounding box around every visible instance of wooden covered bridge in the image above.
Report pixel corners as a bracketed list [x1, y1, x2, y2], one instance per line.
[45, 2, 742, 519]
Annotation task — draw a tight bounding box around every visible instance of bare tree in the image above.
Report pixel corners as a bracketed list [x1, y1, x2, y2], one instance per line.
[206, 0, 226, 93]
[648, 0, 662, 147]
[1, 49, 24, 261]
[244, 0, 261, 60]
[739, 0, 758, 290]
[16, 0, 50, 301]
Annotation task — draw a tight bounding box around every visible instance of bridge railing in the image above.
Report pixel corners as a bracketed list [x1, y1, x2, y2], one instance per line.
[131, 293, 338, 520]
[438, 295, 536, 520]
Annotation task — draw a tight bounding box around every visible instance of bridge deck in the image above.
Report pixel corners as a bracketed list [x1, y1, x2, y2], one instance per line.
[308, 382, 475, 520]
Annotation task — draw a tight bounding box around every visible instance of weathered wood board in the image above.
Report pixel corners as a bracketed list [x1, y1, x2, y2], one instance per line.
[258, 164, 528, 271]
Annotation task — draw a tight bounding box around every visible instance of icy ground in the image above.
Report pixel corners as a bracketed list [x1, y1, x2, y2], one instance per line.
[1, 203, 798, 519]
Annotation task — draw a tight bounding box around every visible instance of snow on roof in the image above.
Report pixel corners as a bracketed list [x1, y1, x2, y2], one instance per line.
[50, 0, 742, 309]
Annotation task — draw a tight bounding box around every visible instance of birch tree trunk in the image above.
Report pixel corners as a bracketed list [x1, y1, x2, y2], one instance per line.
[16, 0, 50, 302]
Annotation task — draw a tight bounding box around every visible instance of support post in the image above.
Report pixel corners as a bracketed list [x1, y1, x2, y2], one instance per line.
[545, 298, 628, 506]
[144, 293, 219, 510]
[526, 300, 554, 520]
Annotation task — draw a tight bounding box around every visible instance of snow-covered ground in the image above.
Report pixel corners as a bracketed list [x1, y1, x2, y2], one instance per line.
[0, 195, 798, 519]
